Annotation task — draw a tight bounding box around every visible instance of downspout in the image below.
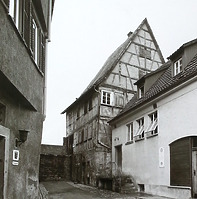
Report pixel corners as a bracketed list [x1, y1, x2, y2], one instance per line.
[94, 85, 110, 149]
[94, 85, 100, 147]
[43, 0, 52, 118]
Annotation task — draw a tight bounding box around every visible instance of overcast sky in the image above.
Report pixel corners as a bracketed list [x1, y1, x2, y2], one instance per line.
[42, 0, 197, 145]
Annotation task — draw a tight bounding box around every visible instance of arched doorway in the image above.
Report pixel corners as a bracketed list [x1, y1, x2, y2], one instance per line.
[170, 136, 197, 198]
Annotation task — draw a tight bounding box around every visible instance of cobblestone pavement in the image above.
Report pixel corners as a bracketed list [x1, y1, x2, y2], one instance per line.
[40, 181, 173, 199]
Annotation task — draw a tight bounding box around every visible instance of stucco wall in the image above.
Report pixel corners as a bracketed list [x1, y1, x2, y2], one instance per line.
[0, 2, 48, 198]
[112, 79, 197, 198]
[0, 4, 44, 111]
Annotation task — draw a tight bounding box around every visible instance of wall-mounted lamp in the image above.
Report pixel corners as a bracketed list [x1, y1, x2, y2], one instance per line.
[15, 130, 29, 147]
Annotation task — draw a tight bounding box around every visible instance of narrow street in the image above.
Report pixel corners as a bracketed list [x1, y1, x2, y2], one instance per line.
[40, 181, 173, 199]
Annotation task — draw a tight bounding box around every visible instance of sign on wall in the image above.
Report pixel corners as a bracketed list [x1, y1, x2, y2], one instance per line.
[159, 147, 164, 168]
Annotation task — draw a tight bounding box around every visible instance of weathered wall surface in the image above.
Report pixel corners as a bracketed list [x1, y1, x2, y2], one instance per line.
[0, 3, 44, 111]
[0, 1, 49, 198]
[39, 145, 71, 182]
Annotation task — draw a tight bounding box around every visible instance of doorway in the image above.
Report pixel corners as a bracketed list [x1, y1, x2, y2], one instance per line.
[192, 137, 197, 197]
[0, 136, 5, 198]
[192, 150, 197, 197]
[115, 145, 122, 172]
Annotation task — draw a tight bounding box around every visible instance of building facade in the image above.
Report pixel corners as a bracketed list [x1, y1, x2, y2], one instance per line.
[62, 18, 164, 187]
[0, 0, 54, 198]
[110, 39, 197, 198]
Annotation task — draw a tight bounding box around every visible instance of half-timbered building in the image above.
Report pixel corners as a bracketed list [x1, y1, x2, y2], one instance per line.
[62, 18, 164, 187]
[109, 39, 197, 199]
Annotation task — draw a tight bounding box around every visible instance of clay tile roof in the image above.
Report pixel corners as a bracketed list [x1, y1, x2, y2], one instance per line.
[110, 53, 197, 122]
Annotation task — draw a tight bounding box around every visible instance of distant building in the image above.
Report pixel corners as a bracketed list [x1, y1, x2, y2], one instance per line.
[62, 18, 164, 187]
[109, 39, 197, 199]
[0, 0, 54, 198]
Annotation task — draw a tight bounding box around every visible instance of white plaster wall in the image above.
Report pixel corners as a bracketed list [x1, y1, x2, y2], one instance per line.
[112, 79, 197, 198]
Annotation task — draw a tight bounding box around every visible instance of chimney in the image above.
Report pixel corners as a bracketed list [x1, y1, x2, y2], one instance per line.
[127, 31, 133, 37]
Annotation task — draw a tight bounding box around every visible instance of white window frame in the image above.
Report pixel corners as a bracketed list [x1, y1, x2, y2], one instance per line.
[138, 85, 144, 98]
[101, 90, 113, 106]
[134, 118, 144, 141]
[32, 17, 39, 65]
[146, 111, 158, 137]
[9, 0, 24, 31]
[174, 58, 183, 75]
[127, 123, 133, 142]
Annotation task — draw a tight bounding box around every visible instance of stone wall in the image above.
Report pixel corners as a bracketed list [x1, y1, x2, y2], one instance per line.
[39, 144, 71, 181]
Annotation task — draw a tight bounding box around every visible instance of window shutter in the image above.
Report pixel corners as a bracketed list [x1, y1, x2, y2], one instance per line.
[39, 32, 45, 73]
[110, 92, 114, 105]
[3, 0, 10, 9]
[30, 2, 35, 56]
[23, 0, 31, 47]
[30, 17, 35, 58]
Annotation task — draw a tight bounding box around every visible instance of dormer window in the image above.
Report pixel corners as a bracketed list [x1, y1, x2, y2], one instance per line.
[138, 85, 144, 98]
[174, 58, 183, 76]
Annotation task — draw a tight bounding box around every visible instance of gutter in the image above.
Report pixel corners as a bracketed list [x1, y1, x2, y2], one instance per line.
[109, 73, 197, 124]
[43, 0, 52, 117]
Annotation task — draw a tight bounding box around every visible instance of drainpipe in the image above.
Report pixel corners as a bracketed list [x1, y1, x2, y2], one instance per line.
[43, 0, 52, 118]
[94, 85, 110, 149]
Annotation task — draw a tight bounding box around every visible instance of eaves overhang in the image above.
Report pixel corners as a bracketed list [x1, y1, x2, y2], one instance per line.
[61, 86, 95, 114]
[109, 70, 197, 125]
[167, 38, 197, 60]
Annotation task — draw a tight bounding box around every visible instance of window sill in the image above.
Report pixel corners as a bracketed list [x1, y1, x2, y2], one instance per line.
[101, 103, 112, 107]
[146, 132, 158, 139]
[125, 140, 134, 145]
[168, 185, 191, 190]
[134, 137, 144, 142]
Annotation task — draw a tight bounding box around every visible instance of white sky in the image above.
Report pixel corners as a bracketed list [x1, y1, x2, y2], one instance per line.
[42, 0, 197, 145]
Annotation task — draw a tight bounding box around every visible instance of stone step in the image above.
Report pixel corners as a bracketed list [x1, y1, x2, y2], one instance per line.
[121, 182, 138, 194]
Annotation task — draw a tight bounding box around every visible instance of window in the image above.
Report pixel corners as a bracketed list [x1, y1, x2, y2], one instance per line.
[84, 103, 88, 115]
[134, 118, 144, 141]
[127, 123, 133, 142]
[139, 46, 151, 59]
[31, 11, 45, 72]
[9, 0, 45, 73]
[9, 0, 31, 46]
[174, 58, 183, 75]
[138, 85, 144, 98]
[88, 99, 92, 111]
[0, 104, 6, 126]
[31, 18, 39, 64]
[146, 111, 158, 137]
[9, 0, 22, 30]
[101, 90, 113, 105]
[77, 108, 80, 119]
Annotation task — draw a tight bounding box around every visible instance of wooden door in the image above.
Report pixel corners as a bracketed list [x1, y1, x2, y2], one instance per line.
[0, 136, 5, 198]
[192, 150, 197, 197]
